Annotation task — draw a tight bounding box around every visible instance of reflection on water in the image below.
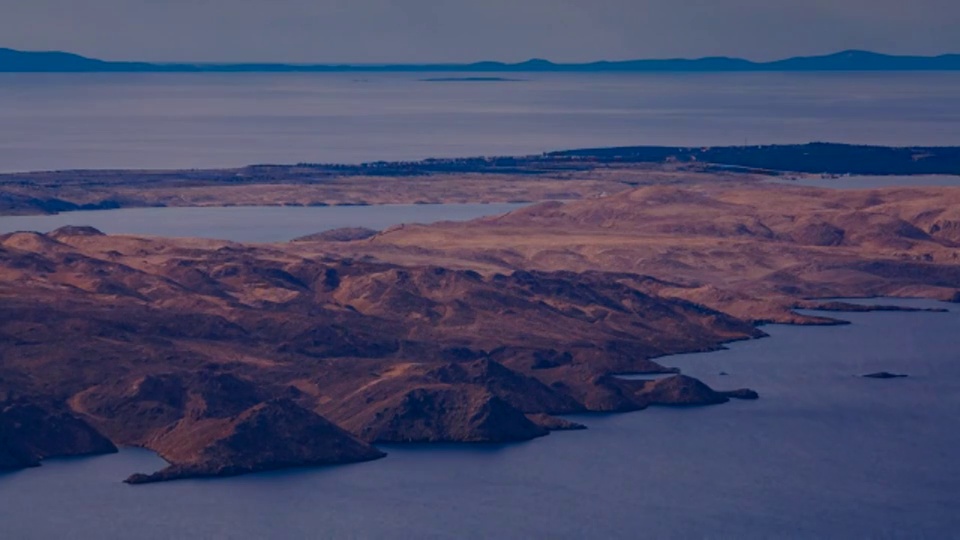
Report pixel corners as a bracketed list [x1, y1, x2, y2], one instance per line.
[2, 299, 958, 539]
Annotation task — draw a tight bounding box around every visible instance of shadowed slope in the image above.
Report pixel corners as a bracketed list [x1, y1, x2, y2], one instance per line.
[0, 225, 758, 481]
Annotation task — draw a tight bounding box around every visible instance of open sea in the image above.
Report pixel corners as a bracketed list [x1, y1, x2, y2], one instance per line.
[0, 299, 957, 539]
[2, 71, 959, 539]
[1, 72, 959, 172]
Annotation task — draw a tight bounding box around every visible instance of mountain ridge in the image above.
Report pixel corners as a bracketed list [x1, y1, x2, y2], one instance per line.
[2, 48, 960, 72]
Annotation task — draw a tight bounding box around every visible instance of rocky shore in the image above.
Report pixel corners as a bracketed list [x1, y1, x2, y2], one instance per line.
[2, 172, 958, 483]
[0, 225, 760, 482]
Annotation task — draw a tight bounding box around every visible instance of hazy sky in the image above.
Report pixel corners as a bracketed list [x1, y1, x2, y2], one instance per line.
[4, 0, 959, 63]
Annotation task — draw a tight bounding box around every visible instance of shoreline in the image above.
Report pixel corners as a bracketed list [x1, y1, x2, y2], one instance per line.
[12, 296, 951, 482]
[4, 142, 959, 177]
[2, 143, 959, 217]
[3, 150, 960, 483]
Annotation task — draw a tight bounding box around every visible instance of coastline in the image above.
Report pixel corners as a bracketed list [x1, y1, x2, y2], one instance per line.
[5, 298, 957, 537]
[3, 144, 960, 483]
[2, 143, 958, 217]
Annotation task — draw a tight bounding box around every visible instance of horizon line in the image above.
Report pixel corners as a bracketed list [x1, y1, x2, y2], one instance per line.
[4, 47, 960, 73]
[4, 47, 960, 66]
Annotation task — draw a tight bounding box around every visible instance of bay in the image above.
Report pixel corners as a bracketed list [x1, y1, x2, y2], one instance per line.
[2, 299, 957, 539]
[0, 203, 525, 242]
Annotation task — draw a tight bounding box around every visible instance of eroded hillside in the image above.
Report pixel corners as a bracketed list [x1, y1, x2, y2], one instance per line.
[0, 224, 759, 482]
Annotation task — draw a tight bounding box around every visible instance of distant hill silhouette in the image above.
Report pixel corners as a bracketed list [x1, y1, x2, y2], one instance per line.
[2, 48, 959, 73]
[0, 48, 154, 72]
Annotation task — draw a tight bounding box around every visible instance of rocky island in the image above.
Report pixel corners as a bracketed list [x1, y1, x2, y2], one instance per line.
[862, 372, 910, 379]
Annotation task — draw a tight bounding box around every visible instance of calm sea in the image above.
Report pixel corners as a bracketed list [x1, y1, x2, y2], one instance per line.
[2, 72, 959, 538]
[0, 203, 526, 242]
[1, 299, 957, 539]
[1, 72, 959, 172]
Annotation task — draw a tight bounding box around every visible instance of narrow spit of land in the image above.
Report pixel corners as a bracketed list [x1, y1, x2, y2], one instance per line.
[1, 143, 958, 216]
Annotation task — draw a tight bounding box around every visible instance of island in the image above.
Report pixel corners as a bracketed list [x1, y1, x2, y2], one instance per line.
[862, 372, 910, 379]
[421, 77, 522, 82]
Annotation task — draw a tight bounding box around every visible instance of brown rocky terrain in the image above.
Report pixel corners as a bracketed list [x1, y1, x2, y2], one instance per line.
[2, 143, 954, 216]
[3, 170, 958, 483]
[0, 164, 720, 215]
[0, 223, 759, 482]
[0, 397, 117, 471]
[324, 184, 960, 324]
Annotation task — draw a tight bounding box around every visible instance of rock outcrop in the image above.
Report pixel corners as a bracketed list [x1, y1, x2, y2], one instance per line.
[0, 229, 763, 481]
[48, 225, 106, 239]
[358, 388, 549, 444]
[526, 414, 587, 431]
[0, 399, 117, 471]
[425, 358, 584, 414]
[125, 399, 384, 484]
[862, 372, 909, 379]
[638, 375, 740, 406]
[293, 227, 379, 243]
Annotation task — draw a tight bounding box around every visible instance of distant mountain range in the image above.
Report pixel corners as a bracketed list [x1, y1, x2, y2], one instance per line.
[2, 48, 960, 73]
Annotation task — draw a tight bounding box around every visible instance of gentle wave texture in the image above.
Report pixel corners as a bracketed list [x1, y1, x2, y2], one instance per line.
[2, 72, 960, 172]
[1, 299, 957, 538]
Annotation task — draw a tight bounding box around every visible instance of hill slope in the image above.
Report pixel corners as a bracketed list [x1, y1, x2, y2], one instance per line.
[0, 226, 759, 481]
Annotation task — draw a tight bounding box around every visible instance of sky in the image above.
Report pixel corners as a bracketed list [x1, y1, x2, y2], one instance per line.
[3, 0, 960, 63]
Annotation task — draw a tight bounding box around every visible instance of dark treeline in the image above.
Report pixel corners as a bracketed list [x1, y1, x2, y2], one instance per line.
[548, 143, 960, 175]
[3, 144, 958, 191]
[286, 143, 960, 176]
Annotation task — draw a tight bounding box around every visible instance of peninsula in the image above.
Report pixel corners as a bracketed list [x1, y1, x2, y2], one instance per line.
[1, 143, 958, 483]
[2, 143, 959, 216]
